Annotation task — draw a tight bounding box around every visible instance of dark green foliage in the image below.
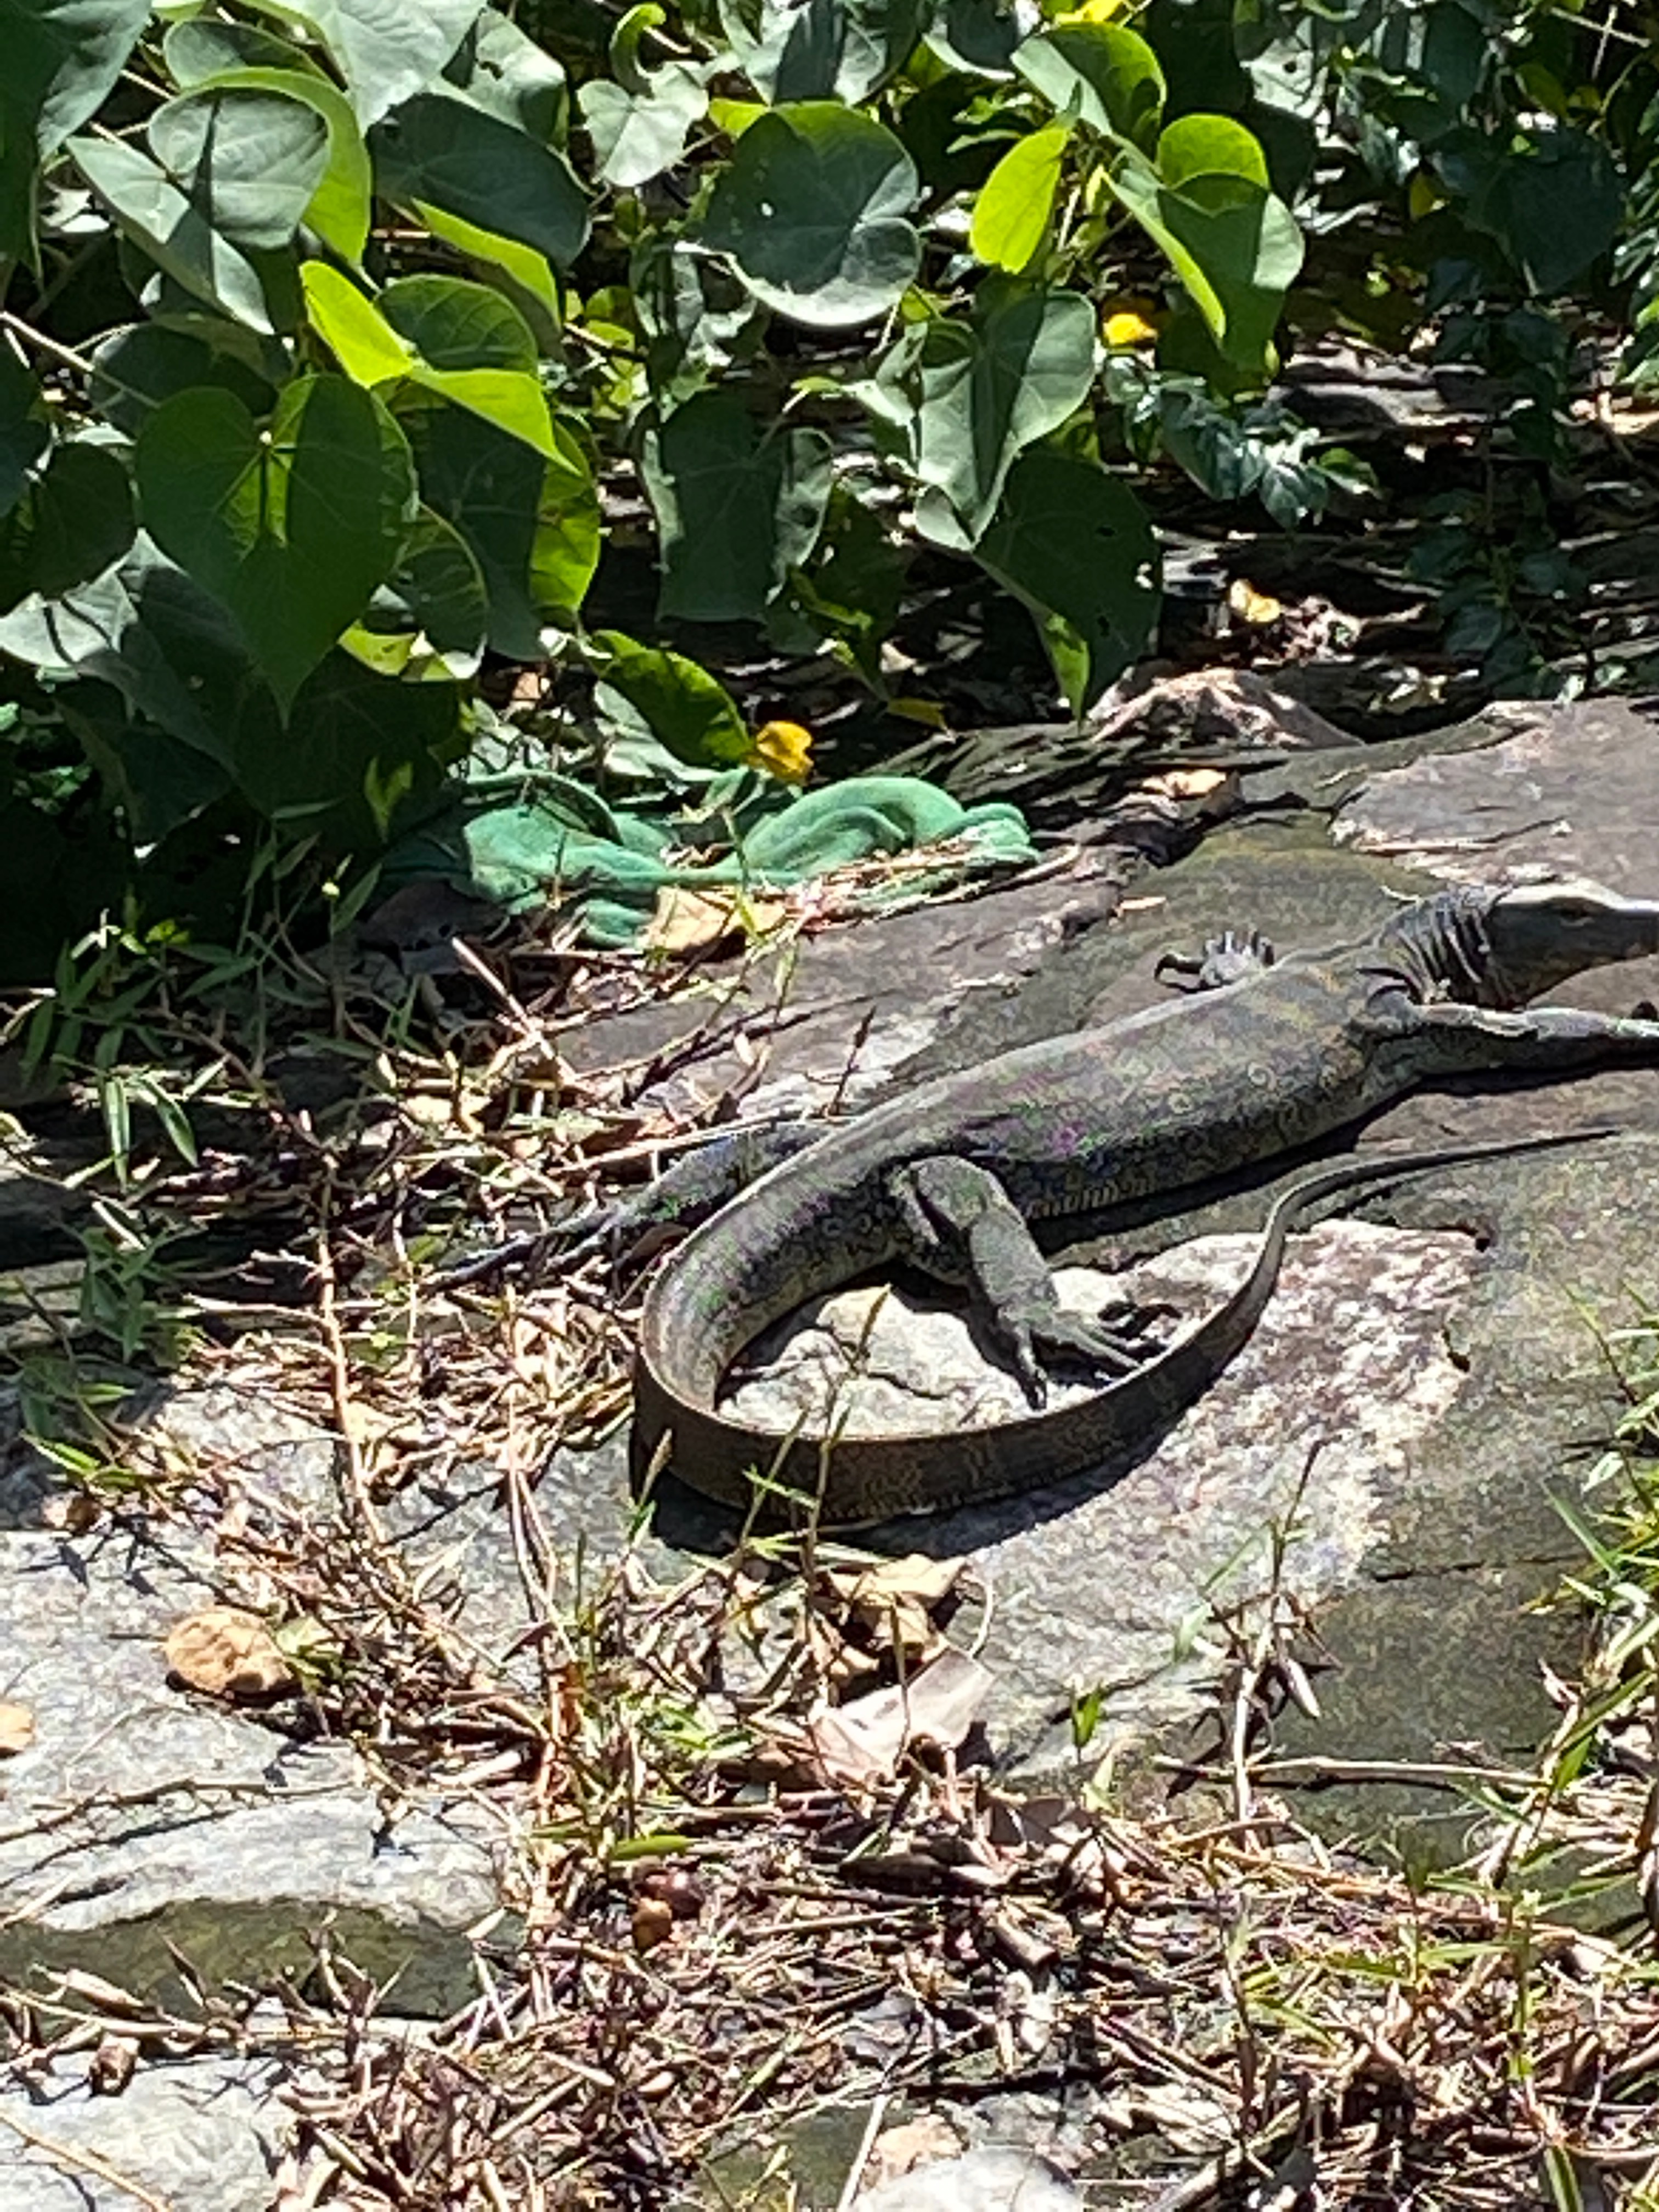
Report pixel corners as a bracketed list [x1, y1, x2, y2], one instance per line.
[0, 0, 1650, 976]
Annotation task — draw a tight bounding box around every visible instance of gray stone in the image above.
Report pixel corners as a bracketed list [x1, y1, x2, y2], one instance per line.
[714, 1145, 1640, 1795]
[855, 2146, 1083, 2209]
[8, 695, 1659, 2207]
[0, 1163, 80, 1272]
[1335, 698, 1659, 891]
[0, 1385, 500, 2018]
[554, 845, 1127, 1125]
[0, 2053, 285, 2212]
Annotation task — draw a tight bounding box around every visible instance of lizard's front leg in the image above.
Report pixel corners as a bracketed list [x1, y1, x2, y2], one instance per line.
[887, 1154, 1161, 1403]
[1410, 1001, 1659, 1069]
[1153, 927, 1278, 994]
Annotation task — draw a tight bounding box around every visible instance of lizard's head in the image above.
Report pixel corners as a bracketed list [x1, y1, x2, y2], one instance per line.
[1478, 878, 1659, 1006]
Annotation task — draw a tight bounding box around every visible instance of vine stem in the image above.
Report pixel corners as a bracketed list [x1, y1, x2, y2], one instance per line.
[0, 307, 153, 410]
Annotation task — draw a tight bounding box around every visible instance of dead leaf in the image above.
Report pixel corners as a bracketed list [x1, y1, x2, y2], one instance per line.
[1227, 576, 1283, 625]
[820, 1554, 964, 1666]
[807, 1612, 879, 1689]
[864, 2114, 962, 2190]
[635, 1867, 705, 1922]
[164, 1607, 297, 1701]
[825, 1554, 961, 1613]
[997, 1965, 1057, 2061]
[1141, 768, 1228, 800]
[55, 1971, 145, 2013]
[745, 719, 814, 783]
[987, 1905, 1062, 1973]
[645, 887, 787, 955]
[1131, 2079, 1233, 2153]
[1102, 297, 1162, 348]
[88, 2036, 137, 2095]
[0, 1702, 33, 1754]
[400, 1085, 489, 1135]
[808, 1649, 991, 1786]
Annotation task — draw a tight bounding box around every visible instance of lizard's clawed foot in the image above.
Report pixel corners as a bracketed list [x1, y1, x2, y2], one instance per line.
[1154, 927, 1277, 995]
[989, 1295, 1170, 1408]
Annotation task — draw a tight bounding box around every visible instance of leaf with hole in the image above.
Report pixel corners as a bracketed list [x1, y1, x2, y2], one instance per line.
[0, 541, 261, 768]
[701, 102, 921, 328]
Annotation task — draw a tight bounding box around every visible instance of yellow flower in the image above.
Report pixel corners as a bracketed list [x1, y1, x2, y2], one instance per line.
[747, 719, 814, 784]
[1102, 297, 1161, 348]
[1227, 577, 1282, 626]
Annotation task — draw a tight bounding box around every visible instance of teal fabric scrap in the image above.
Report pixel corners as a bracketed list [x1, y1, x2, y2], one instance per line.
[381, 771, 1036, 946]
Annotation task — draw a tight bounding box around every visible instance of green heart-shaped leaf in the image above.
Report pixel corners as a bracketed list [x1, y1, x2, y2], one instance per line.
[639, 390, 832, 620]
[970, 122, 1069, 273]
[0, 0, 151, 258]
[701, 102, 921, 328]
[975, 447, 1159, 714]
[135, 377, 415, 712]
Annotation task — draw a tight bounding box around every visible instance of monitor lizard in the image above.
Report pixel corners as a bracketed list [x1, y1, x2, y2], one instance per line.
[606, 878, 1659, 1525]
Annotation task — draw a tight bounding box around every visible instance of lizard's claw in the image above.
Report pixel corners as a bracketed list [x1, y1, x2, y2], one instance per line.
[986, 1295, 1157, 1406]
[1034, 1307, 1154, 1375]
[1155, 928, 1277, 995]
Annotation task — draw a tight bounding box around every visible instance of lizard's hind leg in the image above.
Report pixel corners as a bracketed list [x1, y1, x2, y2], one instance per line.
[888, 1154, 1167, 1405]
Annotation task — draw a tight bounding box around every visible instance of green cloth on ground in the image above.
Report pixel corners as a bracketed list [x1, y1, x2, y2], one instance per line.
[381, 770, 1037, 946]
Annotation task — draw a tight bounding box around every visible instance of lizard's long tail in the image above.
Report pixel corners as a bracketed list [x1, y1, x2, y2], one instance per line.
[629, 1128, 1613, 1529]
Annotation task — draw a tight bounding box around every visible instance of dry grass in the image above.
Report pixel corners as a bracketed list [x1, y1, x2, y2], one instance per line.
[4, 907, 1659, 2209]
